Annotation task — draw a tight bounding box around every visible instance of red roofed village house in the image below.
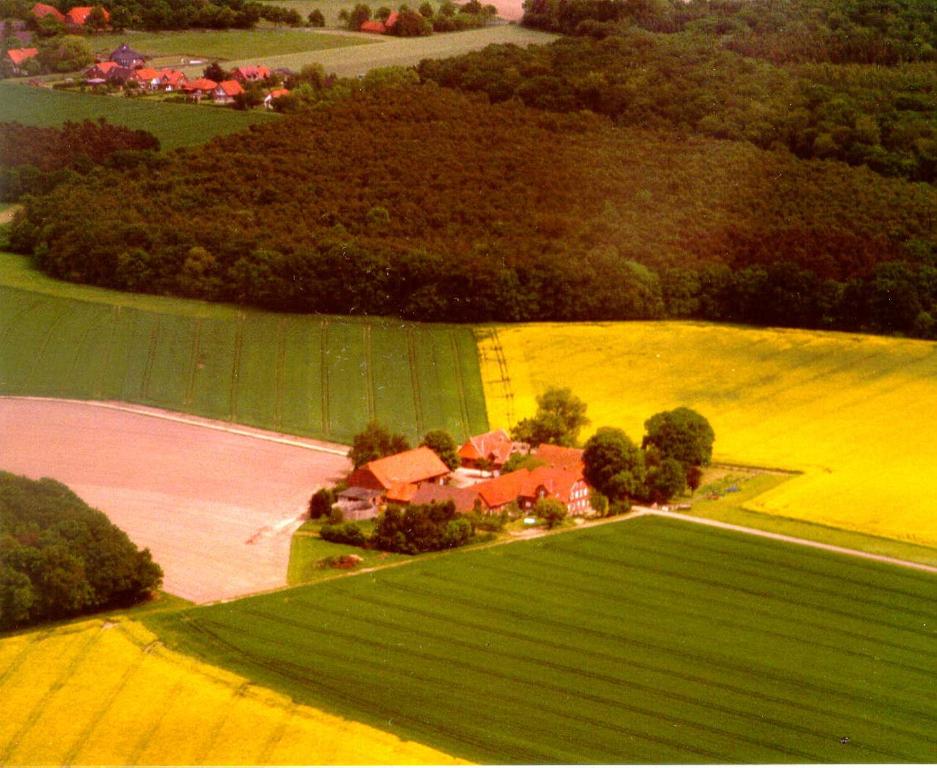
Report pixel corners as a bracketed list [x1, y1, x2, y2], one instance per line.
[64, 5, 109, 28]
[359, 19, 385, 33]
[130, 67, 161, 91]
[231, 65, 270, 83]
[158, 69, 186, 91]
[31, 2, 65, 22]
[5, 47, 38, 75]
[263, 87, 289, 109]
[182, 78, 217, 101]
[213, 79, 243, 104]
[338, 447, 450, 518]
[457, 429, 514, 471]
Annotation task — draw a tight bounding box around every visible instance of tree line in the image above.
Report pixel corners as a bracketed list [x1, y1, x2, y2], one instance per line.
[521, 0, 937, 66]
[417, 32, 937, 184]
[0, 472, 162, 631]
[9, 86, 937, 337]
[0, 119, 159, 201]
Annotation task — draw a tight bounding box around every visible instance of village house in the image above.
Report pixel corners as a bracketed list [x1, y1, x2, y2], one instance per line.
[109, 43, 145, 69]
[263, 87, 288, 109]
[339, 446, 450, 512]
[31, 2, 65, 23]
[4, 47, 38, 75]
[213, 79, 244, 104]
[158, 68, 186, 91]
[534, 443, 584, 471]
[64, 5, 109, 28]
[457, 429, 514, 471]
[231, 65, 270, 83]
[359, 19, 385, 33]
[129, 66, 161, 90]
[182, 77, 217, 101]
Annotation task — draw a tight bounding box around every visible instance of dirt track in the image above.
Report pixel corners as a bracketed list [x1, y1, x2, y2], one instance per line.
[0, 397, 351, 603]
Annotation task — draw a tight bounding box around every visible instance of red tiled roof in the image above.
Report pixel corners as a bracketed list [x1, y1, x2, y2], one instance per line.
[32, 3, 65, 21]
[132, 67, 160, 81]
[351, 447, 450, 491]
[410, 484, 480, 513]
[158, 68, 186, 85]
[266, 87, 289, 99]
[458, 429, 513, 465]
[183, 78, 217, 92]
[473, 464, 587, 509]
[91, 60, 119, 73]
[65, 5, 109, 24]
[232, 65, 270, 80]
[359, 19, 385, 33]
[384, 10, 399, 26]
[216, 79, 244, 96]
[6, 47, 38, 66]
[535, 443, 584, 470]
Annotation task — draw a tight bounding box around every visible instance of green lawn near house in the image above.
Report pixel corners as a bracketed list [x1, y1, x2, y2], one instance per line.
[148, 515, 937, 763]
[287, 521, 410, 585]
[0, 252, 489, 443]
[0, 81, 276, 149]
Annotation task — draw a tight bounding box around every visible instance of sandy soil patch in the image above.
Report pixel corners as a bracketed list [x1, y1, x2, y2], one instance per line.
[0, 397, 351, 603]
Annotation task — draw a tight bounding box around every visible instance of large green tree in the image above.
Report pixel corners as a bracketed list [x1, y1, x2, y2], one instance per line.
[582, 427, 645, 501]
[420, 429, 460, 470]
[642, 407, 715, 467]
[512, 387, 590, 447]
[349, 421, 411, 468]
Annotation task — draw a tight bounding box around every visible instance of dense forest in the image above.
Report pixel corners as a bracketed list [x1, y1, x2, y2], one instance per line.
[10, 86, 937, 336]
[0, 0, 303, 31]
[522, 0, 937, 65]
[0, 472, 163, 631]
[418, 31, 937, 184]
[0, 120, 159, 201]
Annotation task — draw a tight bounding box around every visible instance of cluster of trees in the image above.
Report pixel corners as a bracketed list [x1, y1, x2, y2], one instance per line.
[321, 500, 476, 553]
[522, 0, 936, 66]
[583, 406, 715, 509]
[418, 33, 937, 184]
[346, 421, 460, 469]
[12, 86, 937, 337]
[340, 0, 496, 35]
[0, 0, 304, 33]
[0, 472, 163, 631]
[0, 119, 159, 201]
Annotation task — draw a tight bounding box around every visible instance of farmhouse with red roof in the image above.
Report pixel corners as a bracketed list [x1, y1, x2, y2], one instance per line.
[344, 446, 450, 506]
[263, 87, 289, 109]
[359, 19, 385, 33]
[130, 66, 161, 90]
[231, 65, 270, 82]
[182, 77, 217, 101]
[5, 47, 39, 75]
[534, 443, 584, 471]
[158, 68, 187, 91]
[384, 10, 399, 28]
[64, 5, 109, 27]
[457, 429, 514, 470]
[31, 2, 65, 23]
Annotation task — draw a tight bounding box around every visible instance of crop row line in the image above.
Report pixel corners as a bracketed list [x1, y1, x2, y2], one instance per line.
[320, 320, 330, 436]
[406, 328, 425, 434]
[140, 315, 161, 401]
[229, 310, 245, 421]
[124, 673, 189, 765]
[184, 317, 203, 407]
[541, 535, 937, 646]
[623, 520, 937, 604]
[449, 330, 471, 438]
[228, 609, 736, 763]
[305, 585, 928, 755]
[24, 303, 72, 391]
[363, 324, 376, 422]
[296, 592, 889, 761]
[380, 571, 937, 730]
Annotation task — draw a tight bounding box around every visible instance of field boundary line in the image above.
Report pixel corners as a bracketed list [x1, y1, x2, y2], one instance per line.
[363, 323, 376, 421]
[0, 396, 350, 456]
[185, 316, 202, 407]
[320, 319, 331, 437]
[230, 310, 245, 420]
[274, 317, 287, 431]
[645, 509, 937, 575]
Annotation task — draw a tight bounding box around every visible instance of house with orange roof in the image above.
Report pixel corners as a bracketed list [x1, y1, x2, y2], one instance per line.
[130, 66, 161, 90]
[410, 483, 481, 514]
[31, 2, 65, 23]
[213, 79, 244, 104]
[457, 429, 515, 471]
[384, 10, 399, 29]
[158, 68, 186, 91]
[534, 443, 584, 471]
[182, 77, 217, 101]
[5, 47, 38, 75]
[343, 446, 450, 506]
[64, 5, 109, 27]
[359, 19, 385, 33]
[231, 65, 270, 83]
[263, 87, 289, 109]
[464, 463, 592, 516]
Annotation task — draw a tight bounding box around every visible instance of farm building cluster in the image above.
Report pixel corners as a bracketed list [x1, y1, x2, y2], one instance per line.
[337, 430, 594, 521]
[3, 1, 109, 73]
[78, 45, 290, 106]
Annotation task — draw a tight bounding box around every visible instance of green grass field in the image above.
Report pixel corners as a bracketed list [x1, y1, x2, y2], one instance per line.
[0, 253, 488, 443]
[287, 521, 410, 584]
[90, 28, 374, 64]
[256, 0, 441, 27]
[0, 82, 276, 150]
[150, 516, 937, 763]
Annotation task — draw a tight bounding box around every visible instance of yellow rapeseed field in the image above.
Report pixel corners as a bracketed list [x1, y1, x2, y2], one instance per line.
[478, 322, 937, 547]
[0, 619, 462, 765]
